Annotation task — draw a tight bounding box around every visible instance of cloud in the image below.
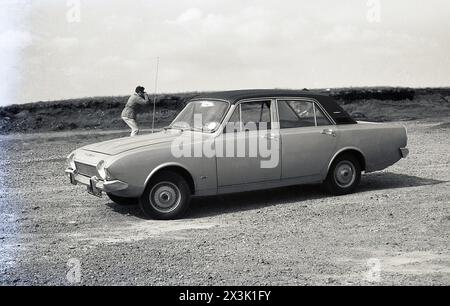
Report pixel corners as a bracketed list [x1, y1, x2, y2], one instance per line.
[323, 25, 361, 43]
[0, 29, 32, 49]
[168, 8, 203, 24]
[5, 0, 450, 105]
[0, 0, 32, 106]
[96, 55, 138, 69]
[51, 36, 79, 50]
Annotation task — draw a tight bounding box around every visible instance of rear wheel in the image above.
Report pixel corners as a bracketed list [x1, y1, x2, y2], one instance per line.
[325, 154, 361, 195]
[107, 194, 138, 206]
[139, 170, 191, 220]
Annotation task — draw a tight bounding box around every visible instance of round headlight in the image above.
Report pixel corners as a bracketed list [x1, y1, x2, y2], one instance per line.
[67, 152, 76, 169]
[96, 160, 107, 180]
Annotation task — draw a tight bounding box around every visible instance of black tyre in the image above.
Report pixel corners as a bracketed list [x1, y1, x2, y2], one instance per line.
[139, 171, 191, 220]
[325, 154, 361, 195]
[107, 194, 138, 206]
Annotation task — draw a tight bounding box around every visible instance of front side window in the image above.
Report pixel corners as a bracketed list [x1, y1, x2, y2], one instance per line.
[226, 101, 271, 132]
[278, 100, 331, 128]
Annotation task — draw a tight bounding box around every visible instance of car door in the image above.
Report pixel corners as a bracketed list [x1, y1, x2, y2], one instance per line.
[215, 99, 281, 186]
[277, 99, 337, 180]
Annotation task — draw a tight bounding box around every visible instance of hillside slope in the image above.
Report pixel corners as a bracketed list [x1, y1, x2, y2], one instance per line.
[0, 87, 449, 134]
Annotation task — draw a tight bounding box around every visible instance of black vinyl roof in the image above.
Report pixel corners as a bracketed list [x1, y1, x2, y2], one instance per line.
[192, 89, 356, 124]
[193, 89, 326, 104]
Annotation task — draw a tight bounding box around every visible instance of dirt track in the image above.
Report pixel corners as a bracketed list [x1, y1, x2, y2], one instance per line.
[0, 120, 449, 285]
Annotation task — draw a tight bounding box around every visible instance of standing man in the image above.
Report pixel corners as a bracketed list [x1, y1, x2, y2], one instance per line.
[121, 86, 150, 136]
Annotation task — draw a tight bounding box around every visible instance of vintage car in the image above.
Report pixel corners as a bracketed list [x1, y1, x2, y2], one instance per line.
[65, 89, 409, 219]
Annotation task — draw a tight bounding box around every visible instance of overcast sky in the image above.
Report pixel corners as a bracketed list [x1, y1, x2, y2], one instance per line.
[0, 0, 449, 105]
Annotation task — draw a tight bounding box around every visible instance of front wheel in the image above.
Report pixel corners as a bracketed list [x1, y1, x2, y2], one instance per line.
[325, 154, 361, 195]
[139, 171, 191, 220]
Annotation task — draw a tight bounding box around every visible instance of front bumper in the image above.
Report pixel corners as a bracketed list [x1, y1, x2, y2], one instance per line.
[400, 147, 409, 158]
[65, 168, 128, 197]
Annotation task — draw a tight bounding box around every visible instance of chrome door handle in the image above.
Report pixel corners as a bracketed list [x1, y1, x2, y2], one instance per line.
[321, 129, 336, 137]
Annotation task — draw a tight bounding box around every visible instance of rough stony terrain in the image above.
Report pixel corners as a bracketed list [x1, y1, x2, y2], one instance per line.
[0, 119, 449, 285]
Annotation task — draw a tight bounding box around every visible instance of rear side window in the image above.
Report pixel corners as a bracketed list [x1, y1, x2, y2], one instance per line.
[278, 100, 331, 128]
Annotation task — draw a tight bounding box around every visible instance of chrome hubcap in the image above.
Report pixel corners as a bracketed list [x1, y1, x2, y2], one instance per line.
[149, 182, 181, 213]
[334, 161, 356, 188]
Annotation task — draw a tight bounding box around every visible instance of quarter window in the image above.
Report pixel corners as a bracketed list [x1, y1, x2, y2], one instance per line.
[278, 100, 331, 128]
[315, 107, 331, 126]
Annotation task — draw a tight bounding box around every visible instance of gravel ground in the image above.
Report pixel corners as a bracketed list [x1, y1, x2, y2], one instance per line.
[0, 120, 449, 285]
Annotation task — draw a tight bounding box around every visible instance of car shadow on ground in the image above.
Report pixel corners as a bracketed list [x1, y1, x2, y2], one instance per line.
[358, 172, 446, 192]
[106, 172, 447, 219]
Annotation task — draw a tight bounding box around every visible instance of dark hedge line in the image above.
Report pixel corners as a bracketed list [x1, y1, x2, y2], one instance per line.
[330, 88, 415, 103]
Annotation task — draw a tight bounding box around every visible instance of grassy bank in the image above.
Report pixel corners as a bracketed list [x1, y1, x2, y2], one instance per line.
[0, 87, 449, 134]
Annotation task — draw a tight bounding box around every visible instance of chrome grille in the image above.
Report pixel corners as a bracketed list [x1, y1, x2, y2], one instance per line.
[75, 162, 98, 177]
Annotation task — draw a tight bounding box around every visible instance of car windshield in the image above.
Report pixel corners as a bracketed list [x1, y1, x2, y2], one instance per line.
[169, 100, 229, 132]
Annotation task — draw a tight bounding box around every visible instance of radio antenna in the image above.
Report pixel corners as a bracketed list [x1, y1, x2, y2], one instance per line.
[151, 56, 159, 133]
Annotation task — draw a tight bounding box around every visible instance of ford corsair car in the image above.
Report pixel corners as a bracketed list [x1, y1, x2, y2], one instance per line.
[65, 89, 409, 219]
